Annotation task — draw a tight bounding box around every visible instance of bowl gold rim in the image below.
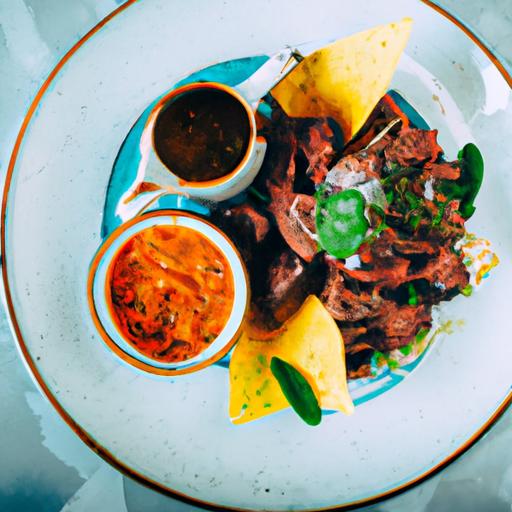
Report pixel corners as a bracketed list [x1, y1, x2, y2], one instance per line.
[87, 209, 249, 376]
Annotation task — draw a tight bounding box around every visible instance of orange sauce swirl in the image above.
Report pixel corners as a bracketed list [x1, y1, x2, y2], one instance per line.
[107, 225, 235, 362]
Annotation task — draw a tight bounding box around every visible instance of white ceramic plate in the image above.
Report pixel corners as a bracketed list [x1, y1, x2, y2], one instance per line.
[3, 1, 512, 510]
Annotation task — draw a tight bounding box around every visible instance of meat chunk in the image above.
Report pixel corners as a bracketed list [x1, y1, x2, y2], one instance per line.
[321, 263, 382, 322]
[338, 326, 368, 345]
[267, 251, 305, 305]
[268, 189, 317, 262]
[385, 128, 443, 167]
[371, 335, 416, 352]
[298, 119, 335, 184]
[345, 342, 375, 379]
[341, 241, 468, 293]
[365, 302, 431, 339]
[228, 204, 270, 243]
[424, 161, 461, 180]
[344, 300, 432, 352]
[391, 239, 438, 256]
[215, 204, 271, 265]
[263, 122, 298, 193]
[340, 254, 411, 287]
[418, 246, 469, 291]
[326, 152, 383, 190]
[249, 253, 327, 336]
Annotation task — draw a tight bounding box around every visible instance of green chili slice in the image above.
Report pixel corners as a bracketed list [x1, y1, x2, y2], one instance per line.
[316, 188, 369, 259]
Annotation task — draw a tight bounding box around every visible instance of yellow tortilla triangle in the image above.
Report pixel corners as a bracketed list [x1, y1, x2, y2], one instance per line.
[229, 295, 354, 424]
[271, 18, 413, 140]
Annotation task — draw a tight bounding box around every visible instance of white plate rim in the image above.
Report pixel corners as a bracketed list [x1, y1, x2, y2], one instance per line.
[1, 1, 511, 511]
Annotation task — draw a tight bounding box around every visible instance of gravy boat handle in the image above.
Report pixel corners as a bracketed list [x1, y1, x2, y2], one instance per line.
[233, 38, 334, 107]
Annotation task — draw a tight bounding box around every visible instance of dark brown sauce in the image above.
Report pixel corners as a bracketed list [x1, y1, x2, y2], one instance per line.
[153, 87, 251, 182]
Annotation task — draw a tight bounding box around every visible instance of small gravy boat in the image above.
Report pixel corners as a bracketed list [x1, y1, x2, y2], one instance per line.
[124, 44, 319, 207]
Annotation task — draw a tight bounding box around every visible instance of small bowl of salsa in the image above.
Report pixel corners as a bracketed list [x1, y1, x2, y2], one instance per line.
[88, 210, 248, 375]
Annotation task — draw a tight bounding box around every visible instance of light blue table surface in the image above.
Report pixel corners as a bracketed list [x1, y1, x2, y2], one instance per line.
[0, 1, 511, 511]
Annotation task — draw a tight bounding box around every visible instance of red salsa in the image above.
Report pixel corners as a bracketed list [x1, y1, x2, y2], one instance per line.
[107, 225, 235, 362]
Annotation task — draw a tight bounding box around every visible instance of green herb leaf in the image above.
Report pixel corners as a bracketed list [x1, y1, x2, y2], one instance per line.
[248, 186, 271, 204]
[440, 143, 483, 219]
[399, 343, 413, 356]
[415, 327, 430, 342]
[431, 201, 446, 226]
[387, 359, 400, 370]
[405, 191, 422, 209]
[409, 214, 421, 230]
[363, 204, 388, 244]
[369, 203, 386, 219]
[270, 356, 321, 426]
[461, 284, 473, 297]
[458, 143, 484, 218]
[316, 188, 369, 259]
[381, 166, 422, 186]
[408, 283, 418, 306]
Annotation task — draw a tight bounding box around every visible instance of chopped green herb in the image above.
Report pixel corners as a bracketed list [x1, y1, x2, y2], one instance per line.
[259, 379, 270, 393]
[373, 351, 386, 366]
[408, 283, 418, 306]
[415, 327, 430, 342]
[363, 204, 388, 244]
[248, 186, 271, 204]
[270, 356, 321, 426]
[399, 343, 413, 356]
[409, 214, 421, 230]
[405, 191, 421, 209]
[370, 203, 386, 218]
[432, 202, 446, 226]
[257, 354, 268, 367]
[461, 284, 473, 297]
[387, 359, 400, 370]
[397, 177, 409, 195]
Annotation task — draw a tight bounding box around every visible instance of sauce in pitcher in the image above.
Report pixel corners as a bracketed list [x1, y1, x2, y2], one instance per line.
[153, 87, 251, 182]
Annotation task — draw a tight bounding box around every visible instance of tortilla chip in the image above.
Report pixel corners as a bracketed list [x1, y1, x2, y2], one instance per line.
[229, 295, 354, 424]
[271, 18, 413, 141]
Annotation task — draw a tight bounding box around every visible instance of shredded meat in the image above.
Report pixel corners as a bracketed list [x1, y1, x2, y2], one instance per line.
[365, 302, 432, 339]
[209, 95, 473, 377]
[298, 120, 336, 184]
[326, 152, 383, 189]
[321, 263, 382, 322]
[268, 189, 317, 262]
[385, 128, 443, 167]
[424, 161, 461, 180]
[228, 204, 270, 243]
[267, 250, 305, 305]
[391, 239, 438, 256]
[345, 342, 375, 379]
[213, 203, 271, 268]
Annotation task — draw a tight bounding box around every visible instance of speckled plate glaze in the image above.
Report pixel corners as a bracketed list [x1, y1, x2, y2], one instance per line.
[2, 1, 512, 511]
